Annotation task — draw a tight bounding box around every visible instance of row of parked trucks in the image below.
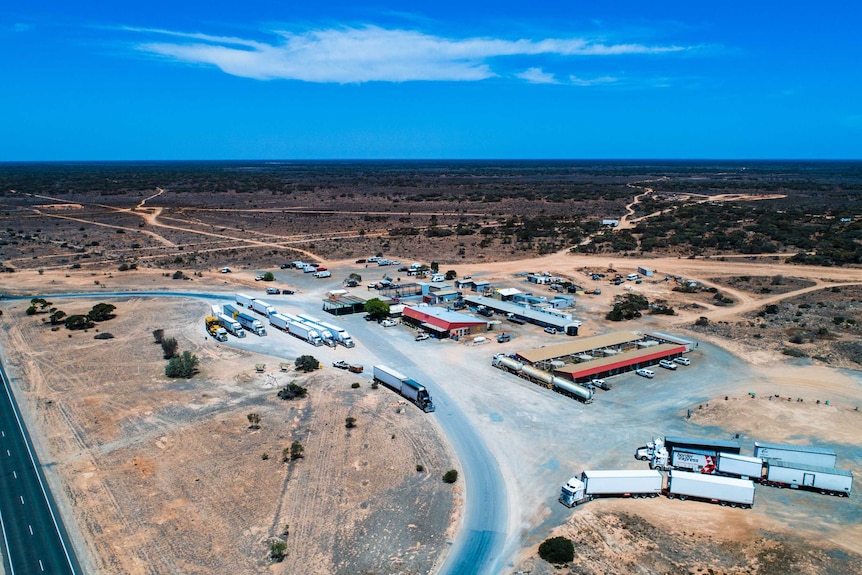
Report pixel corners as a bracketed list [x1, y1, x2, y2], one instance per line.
[561, 436, 852, 509]
[492, 354, 594, 404]
[219, 294, 356, 349]
[633, 436, 852, 496]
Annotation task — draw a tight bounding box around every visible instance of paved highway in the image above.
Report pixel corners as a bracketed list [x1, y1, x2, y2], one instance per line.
[0, 358, 82, 575]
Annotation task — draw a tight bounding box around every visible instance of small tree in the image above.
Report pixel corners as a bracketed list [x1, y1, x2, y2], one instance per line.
[364, 298, 390, 320]
[430, 262, 439, 273]
[49, 309, 66, 325]
[294, 355, 320, 372]
[152, 329, 165, 344]
[64, 314, 94, 331]
[263, 272, 275, 282]
[161, 337, 179, 359]
[289, 441, 304, 460]
[445, 269, 457, 280]
[277, 383, 308, 400]
[165, 351, 199, 378]
[247, 413, 261, 429]
[443, 469, 458, 484]
[87, 303, 116, 322]
[269, 540, 287, 562]
[538, 536, 574, 564]
[345, 417, 357, 429]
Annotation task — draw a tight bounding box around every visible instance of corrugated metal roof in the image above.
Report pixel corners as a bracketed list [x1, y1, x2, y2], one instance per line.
[666, 436, 741, 451]
[405, 306, 485, 325]
[517, 331, 642, 363]
[553, 344, 685, 377]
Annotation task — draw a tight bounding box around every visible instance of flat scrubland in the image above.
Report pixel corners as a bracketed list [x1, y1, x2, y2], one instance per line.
[1, 162, 861, 574]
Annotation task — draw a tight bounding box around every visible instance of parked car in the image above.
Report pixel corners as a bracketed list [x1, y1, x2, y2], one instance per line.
[415, 333, 430, 341]
[282, 289, 295, 295]
[355, 259, 366, 264]
[255, 275, 264, 281]
[636, 369, 655, 378]
[364, 314, 376, 321]
[658, 359, 678, 370]
[315, 266, 327, 272]
[544, 326, 558, 335]
[332, 360, 350, 369]
[265, 287, 280, 295]
[591, 378, 611, 390]
[280, 263, 290, 269]
[496, 333, 512, 343]
[381, 319, 398, 327]
[674, 357, 691, 366]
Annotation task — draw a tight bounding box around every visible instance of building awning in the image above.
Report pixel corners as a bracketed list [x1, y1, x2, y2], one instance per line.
[421, 322, 448, 333]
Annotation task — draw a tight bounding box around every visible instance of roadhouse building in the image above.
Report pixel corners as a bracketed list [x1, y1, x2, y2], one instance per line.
[402, 306, 489, 339]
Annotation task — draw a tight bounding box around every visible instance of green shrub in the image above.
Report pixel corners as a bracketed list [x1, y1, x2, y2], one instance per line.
[538, 536, 574, 564]
[294, 355, 319, 372]
[165, 351, 199, 378]
[442, 469, 458, 484]
[278, 383, 308, 400]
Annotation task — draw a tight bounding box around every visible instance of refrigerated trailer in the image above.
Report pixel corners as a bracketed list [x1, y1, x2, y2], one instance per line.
[236, 312, 266, 336]
[763, 460, 852, 496]
[716, 453, 764, 480]
[317, 320, 355, 348]
[251, 299, 276, 316]
[753, 441, 837, 468]
[236, 293, 255, 309]
[217, 313, 246, 338]
[372, 365, 435, 412]
[666, 470, 755, 508]
[559, 470, 662, 507]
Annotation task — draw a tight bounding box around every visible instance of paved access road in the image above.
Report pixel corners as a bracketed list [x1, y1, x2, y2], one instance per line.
[0, 358, 81, 575]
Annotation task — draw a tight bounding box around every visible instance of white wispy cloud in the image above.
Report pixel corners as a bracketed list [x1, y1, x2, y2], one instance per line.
[569, 75, 619, 86]
[128, 25, 689, 83]
[516, 67, 558, 84]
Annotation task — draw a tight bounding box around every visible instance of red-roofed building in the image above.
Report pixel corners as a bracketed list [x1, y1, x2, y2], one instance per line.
[402, 306, 488, 339]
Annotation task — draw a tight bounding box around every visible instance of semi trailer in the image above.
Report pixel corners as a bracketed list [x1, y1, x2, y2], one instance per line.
[763, 460, 852, 496]
[492, 355, 594, 403]
[236, 293, 255, 309]
[372, 365, 435, 412]
[288, 321, 323, 346]
[716, 453, 764, 480]
[269, 313, 292, 332]
[251, 299, 276, 316]
[637, 436, 741, 471]
[666, 470, 755, 508]
[753, 441, 837, 468]
[217, 313, 246, 338]
[559, 470, 662, 507]
[296, 314, 337, 347]
[236, 312, 266, 336]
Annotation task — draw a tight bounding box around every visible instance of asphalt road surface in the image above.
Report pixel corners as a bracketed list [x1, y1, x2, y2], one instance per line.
[0, 358, 82, 575]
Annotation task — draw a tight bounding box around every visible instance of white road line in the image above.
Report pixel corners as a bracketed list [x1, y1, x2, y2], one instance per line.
[2, 430, 5, 437]
[29, 525, 33, 535]
[1, 368, 78, 574]
[39, 559, 44, 571]
[0, 507, 17, 575]
[12, 471, 16, 479]
[19, 496, 24, 505]
[5, 450, 9, 456]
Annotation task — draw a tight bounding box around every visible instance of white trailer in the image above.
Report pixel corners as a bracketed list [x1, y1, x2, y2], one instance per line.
[763, 460, 852, 496]
[753, 441, 837, 468]
[717, 453, 764, 480]
[288, 321, 323, 346]
[559, 470, 662, 507]
[217, 313, 246, 338]
[667, 470, 755, 508]
[269, 313, 292, 332]
[372, 365, 435, 412]
[317, 320, 355, 348]
[236, 293, 255, 309]
[251, 299, 276, 316]
[670, 449, 717, 472]
[210, 304, 221, 316]
[236, 312, 266, 336]
[296, 314, 337, 347]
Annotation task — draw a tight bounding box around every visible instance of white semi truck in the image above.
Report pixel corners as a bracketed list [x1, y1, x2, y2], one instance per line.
[296, 314, 337, 347]
[753, 441, 837, 468]
[666, 470, 755, 508]
[288, 321, 323, 346]
[236, 293, 255, 309]
[317, 320, 355, 348]
[372, 365, 435, 412]
[763, 460, 852, 496]
[251, 299, 276, 316]
[559, 470, 663, 507]
[236, 312, 266, 336]
[217, 313, 246, 338]
[637, 436, 741, 471]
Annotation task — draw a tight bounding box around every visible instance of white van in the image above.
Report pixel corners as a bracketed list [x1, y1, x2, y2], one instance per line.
[626, 273, 640, 281]
[313, 270, 331, 278]
[431, 273, 445, 282]
[636, 368, 655, 378]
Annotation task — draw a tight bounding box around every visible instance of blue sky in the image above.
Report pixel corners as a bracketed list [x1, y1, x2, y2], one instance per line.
[2, 1, 860, 160]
